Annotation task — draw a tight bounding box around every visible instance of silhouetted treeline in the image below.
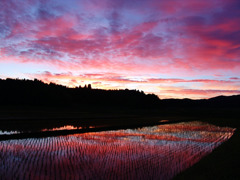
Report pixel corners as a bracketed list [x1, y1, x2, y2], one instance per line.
[0, 78, 239, 108]
[0, 78, 159, 107]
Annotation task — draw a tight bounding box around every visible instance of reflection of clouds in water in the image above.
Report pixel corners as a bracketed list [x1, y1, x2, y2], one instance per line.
[42, 125, 78, 131]
[83, 121, 235, 145]
[0, 130, 20, 135]
[0, 121, 235, 180]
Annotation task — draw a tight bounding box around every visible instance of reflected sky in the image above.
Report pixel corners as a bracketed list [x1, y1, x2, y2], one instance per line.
[0, 125, 98, 135]
[41, 125, 78, 131]
[0, 130, 20, 135]
[0, 121, 235, 180]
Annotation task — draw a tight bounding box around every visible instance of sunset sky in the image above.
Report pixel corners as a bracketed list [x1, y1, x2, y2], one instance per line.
[0, 0, 240, 99]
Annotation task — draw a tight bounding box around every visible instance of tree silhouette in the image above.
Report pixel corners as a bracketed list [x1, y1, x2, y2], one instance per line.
[0, 78, 239, 108]
[0, 78, 160, 107]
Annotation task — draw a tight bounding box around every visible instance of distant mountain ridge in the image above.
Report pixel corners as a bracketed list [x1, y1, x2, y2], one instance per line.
[0, 78, 239, 108]
[159, 94, 240, 108]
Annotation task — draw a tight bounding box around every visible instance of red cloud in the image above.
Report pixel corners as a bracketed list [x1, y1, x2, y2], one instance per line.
[1, 0, 240, 99]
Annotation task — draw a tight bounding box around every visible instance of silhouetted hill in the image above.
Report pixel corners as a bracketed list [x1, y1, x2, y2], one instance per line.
[0, 78, 239, 108]
[0, 78, 159, 107]
[208, 95, 240, 107]
[159, 95, 240, 108]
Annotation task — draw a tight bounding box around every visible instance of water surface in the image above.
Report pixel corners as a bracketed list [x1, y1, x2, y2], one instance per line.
[0, 130, 20, 135]
[0, 121, 235, 180]
[0, 125, 98, 135]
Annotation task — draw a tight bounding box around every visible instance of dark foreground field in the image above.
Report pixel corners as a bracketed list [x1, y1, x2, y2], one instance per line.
[174, 110, 240, 179]
[175, 129, 240, 179]
[0, 106, 239, 179]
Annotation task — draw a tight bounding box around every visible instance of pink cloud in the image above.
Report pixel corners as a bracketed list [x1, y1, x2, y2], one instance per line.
[34, 15, 77, 39]
[1, 0, 240, 99]
[26, 71, 240, 99]
[230, 77, 240, 80]
[159, 89, 240, 99]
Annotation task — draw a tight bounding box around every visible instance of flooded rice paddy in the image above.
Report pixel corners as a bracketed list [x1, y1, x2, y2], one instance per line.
[0, 130, 20, 135]
[0, 125, 100, 135]
[0, 121, 235, 180]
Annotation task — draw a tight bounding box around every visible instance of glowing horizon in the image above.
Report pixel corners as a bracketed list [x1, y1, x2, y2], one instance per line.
[0, 0, 240, 99]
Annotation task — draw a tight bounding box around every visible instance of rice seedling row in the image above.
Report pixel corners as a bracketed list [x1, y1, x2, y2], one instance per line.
[0, 121, 235, 180]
